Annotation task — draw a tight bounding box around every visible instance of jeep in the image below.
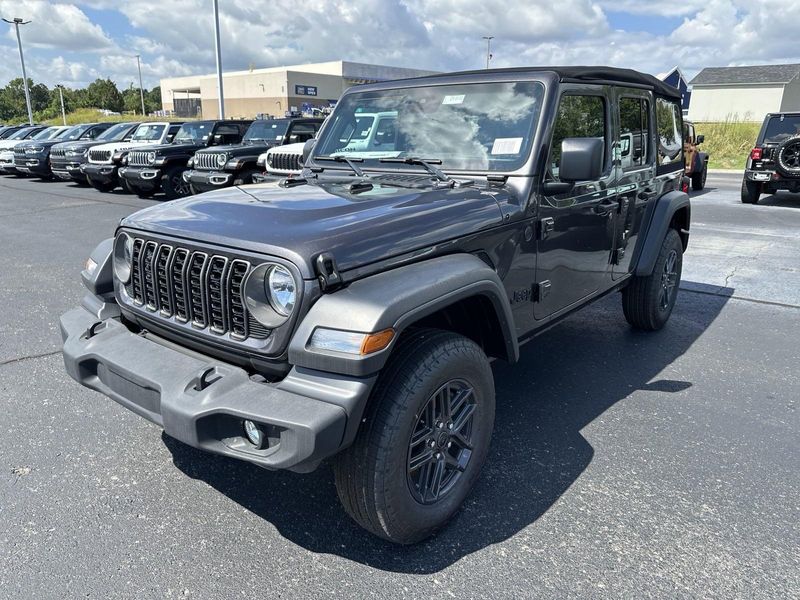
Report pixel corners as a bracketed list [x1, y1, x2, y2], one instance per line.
[118, 120, 252, 199]
[184, 118, 322, 193]
[82, 122, 184, 193]
[0, 125, 49, 174]
[50, 122, 141, 184]
[14, 122, 113, 179]
[61, 67, 690, 544]
[252, 142, 306, 183]
[742, 111, 800, 203]
[683, 120, 708, 191]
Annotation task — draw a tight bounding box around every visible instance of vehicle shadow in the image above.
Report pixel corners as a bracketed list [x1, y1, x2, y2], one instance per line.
[689, 186, 715, 199]
[164, 283, 730, 573]
[758, 191, 800, 208]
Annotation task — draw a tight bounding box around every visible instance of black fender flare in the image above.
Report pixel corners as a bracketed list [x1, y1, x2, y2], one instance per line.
[634, 190, 690, 276]
[288, 253, 519, 377]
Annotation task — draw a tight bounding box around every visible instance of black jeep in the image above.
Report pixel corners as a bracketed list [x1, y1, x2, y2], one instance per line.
[184, 118, 323, 193]
[119, 120, 251, 199]
[742, 111, 800, 203]
[14, 122, 114, 180]
[61, 67, 689, 544]
[50, 122, 141, 184]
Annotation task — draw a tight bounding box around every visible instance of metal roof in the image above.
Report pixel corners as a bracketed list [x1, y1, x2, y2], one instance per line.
[690, 64, 800, 86]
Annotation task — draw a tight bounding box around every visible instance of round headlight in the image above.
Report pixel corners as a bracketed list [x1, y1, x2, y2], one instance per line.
[266, 154, 273, 167]
[216, 153, 228, 167]
[146, 151, 157, 165]
[113, 233, 134, 284]
[267, 265, 296, 316]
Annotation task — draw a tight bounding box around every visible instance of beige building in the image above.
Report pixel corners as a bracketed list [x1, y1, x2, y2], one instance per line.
[160, 60, 438, 119]
[688, 64, 800, 122]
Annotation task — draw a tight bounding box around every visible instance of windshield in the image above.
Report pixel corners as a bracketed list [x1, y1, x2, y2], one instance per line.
[174, 121, 213, 144]
[313, 81, 545, 171]
[763, 115, 800, 144]
[130, 123, 165, 142]
[0, 128, 20, 139]
[33, 127, 63, 140]
[61, 125, 90, 141]
[97, 122, 134, 141]
[10, 128, 36, 140]
[244, 120, 289, 143]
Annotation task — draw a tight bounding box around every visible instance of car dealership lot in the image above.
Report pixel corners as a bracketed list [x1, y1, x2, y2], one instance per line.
[0, 173, 797, 598]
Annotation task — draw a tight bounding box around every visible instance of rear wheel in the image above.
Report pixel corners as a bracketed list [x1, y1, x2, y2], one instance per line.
[622, 229, 683, 331]
[333, 329, 495, 544]
[740, 178, 761, 204]
[161, 166, 190, 200]
[691, 164, 707, 190]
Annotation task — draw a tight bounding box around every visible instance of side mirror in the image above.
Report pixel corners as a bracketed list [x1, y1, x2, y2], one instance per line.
[559, 137, 604, 182]
[166, 134, 175, 143]
[695, 134, 704, 144]
[212, 134, 224, 145]
[302, 138, 315, 163]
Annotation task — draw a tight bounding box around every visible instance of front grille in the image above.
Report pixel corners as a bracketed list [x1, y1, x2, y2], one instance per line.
[128, 151, 150, 167]
[13, 147, 25, 165]
[267, 151, 302, 172]
[125, 237, 264, 340]
[51, 147, 66, 158]
[89, 149, 112, 163]
[194, 152, 224, 170]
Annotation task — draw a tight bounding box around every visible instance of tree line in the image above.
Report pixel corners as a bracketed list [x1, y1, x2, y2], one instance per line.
[0, 78, 162, 123]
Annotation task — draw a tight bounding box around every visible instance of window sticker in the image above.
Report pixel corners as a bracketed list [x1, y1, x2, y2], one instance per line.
[491, 137, 523, 155]
[442, 94, 465, 105]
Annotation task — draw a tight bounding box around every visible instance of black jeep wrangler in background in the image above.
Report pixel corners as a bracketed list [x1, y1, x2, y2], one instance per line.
[184, 117, 323, 194]
[61, 67, 689, 544]
[119, 120, 252, 199]
[742, 111, 800, 203]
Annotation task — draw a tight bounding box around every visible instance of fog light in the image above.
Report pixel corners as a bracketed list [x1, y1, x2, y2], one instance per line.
[243, 420, 264, 448]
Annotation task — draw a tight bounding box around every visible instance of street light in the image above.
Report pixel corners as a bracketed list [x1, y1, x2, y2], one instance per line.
[135, 54, 146, 116]
[212, 0, 225, 119]
[482, 36, 494, 70]
[3, 17, 33, 125]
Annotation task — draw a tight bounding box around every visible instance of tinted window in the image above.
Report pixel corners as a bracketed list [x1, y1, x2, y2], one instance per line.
[549, 94, 606, 179]
[619, 96, 650, 168]
[763, 115, 800, 144]
[244, 120, 289, 142]
[289, 123, 317, 143]
[656, 97, 682, 166]
[97, 122, 135, 141]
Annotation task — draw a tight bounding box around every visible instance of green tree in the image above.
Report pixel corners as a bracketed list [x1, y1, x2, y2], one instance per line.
[146, 86, 161, 114]
[83, 78, 123, 112]
[0, 78, 49, 121]
[122, 83, 143, 114]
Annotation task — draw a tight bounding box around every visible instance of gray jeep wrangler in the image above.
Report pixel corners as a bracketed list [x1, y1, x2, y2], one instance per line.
[61, 67, 689, 544]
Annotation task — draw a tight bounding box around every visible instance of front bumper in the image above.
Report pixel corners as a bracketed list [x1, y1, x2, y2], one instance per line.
[119, 166, 163, 191]
[183, 168, 233, 191]
[14, 155, 50, 176]
[60, 305, 373, 472]
[51, 157, 86, 180]
[0, 153, 16, 173]
[82, 162, 119, 184]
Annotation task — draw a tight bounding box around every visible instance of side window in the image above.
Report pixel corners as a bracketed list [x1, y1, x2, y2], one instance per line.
[213, 123, 241, 144]
[656, 97, 682, 167]
[549, 94, 606, 180]
[166, 125, 180, 143]
[372, 117, 397, 148]
[619, 96, 650, 168]
[289, 123, 316, 143]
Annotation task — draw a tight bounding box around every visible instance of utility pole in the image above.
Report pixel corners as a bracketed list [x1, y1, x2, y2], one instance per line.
[482, 36, 494, 70]
[58, 86, 66, 125]
[3, 17, 33, 125]
[135, 54, 146, 116]
[212, 0, 225, 119]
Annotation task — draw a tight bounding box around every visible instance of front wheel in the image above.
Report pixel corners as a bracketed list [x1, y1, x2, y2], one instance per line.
[622, 228, 683, 331]
[741, 178, 761, 204]
[88, 178, 116, 193]
[333, 329, 495, 544]
[161, 166, 190, 200]
[233, 168, 260, 186]
[691, 165, 707, 190]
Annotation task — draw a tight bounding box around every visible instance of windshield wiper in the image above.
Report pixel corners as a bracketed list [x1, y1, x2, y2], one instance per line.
[379, 156, 452, 183]
[315, 155, 366, 177]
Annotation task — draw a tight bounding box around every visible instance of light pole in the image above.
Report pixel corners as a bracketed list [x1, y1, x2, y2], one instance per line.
[58, 85, 66, 125]
[212, 0, 225, 119]
[3, 18, 33, 125]
[482, 36, 494, 70]
[135, 54, 146, 116]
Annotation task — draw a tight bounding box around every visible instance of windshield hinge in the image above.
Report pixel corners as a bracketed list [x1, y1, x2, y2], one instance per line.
[315, 252, 343, 292]
[487, 175, 508, 185]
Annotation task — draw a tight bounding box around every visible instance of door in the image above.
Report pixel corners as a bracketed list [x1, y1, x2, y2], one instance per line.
[534, 86, 617, 320]
[612, 90, 657, 278]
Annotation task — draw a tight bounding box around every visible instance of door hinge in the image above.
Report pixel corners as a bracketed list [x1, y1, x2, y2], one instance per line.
[537, 217, 555, 240]
[315, 252, 342, 292]
[533, 280, 551, 302]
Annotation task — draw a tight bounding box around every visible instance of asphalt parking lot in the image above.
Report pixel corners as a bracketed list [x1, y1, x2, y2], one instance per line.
[1, 172, 798, 598]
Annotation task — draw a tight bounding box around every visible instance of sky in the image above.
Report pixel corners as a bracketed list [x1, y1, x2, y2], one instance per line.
[1, 0, 799, 90]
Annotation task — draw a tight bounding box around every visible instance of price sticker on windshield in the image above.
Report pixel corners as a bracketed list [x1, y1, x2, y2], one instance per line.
[491, 137, 523, 155]
[442, 95, 465, 105]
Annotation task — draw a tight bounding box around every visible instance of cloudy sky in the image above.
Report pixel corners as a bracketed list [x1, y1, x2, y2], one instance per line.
[0, 0, 798, 89]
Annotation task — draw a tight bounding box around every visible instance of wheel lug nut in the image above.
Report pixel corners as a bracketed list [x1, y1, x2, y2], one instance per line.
[447, 423, 453, 430]
[435, 452, 441, 459]
[447, 441, 452, 448]
[429, 440, 436, 448]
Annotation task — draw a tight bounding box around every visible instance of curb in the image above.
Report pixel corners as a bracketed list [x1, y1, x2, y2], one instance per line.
[708, 169, 744, 174]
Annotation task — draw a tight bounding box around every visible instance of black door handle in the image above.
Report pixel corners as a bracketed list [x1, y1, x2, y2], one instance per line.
[594, 199, 617, 215]
[637, 188, 657, 200]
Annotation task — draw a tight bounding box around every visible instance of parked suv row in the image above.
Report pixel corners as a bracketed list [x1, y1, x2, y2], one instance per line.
[742, 111, 800, 204]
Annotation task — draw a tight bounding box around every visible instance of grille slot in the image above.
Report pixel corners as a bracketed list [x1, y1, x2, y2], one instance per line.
[268, 151, 302, 172]
[124, 236, 270, 341]
[51, 147, 66, 158]
[194, 152, 223, 170]
[128, 150, 150, 167]
[89, 149, 112, 163]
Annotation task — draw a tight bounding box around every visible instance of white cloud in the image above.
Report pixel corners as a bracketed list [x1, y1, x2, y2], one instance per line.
[0, 0, 114, 51]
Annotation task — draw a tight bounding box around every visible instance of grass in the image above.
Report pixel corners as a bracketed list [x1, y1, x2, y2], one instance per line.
[694, 119, 762, 170]
[40, 108, 181, 126]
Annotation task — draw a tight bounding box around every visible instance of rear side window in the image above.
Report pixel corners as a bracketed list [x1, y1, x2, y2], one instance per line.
[549, 94, 606, 179]
[656, 97, 682, 170]
[763, 115, 800, 144]
[619, 96, 650, 168]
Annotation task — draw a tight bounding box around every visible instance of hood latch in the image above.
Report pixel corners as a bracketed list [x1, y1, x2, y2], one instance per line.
[315, 252, 343, 292]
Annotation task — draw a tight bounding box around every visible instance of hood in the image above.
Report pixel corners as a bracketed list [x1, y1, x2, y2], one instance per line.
[52, 139, 103, 152]
[151, 142, 201, 156]
[121, 179, 505, 279]
[267, 142, 304, 156]
[196, 141, 268, 158]
[0, 139, 26, 150]
[90, 139, 161, 153]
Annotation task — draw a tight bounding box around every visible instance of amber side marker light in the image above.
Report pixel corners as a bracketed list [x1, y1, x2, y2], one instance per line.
[360, 328, 395, 355]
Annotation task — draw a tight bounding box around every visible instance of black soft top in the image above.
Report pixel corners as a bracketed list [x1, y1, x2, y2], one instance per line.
[411, 66, 682, 100]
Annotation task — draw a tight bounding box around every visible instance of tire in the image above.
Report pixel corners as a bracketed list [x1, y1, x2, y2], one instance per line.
[233, 168, 259, 187]
[161, 166, 190, 200]
[88, 178, 116, 193]
[622, 228, 683, 331]
[740, 178, 761, 204]
[128, 184, 154, 199]
[691, 164, 707, 191]
[333, 328, 495, 544]
[774, 134, 800, 178]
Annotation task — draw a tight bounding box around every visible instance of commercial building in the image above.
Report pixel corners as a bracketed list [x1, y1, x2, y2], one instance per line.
[160, 60, 438, 119]
[688, 63, 800, 122]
